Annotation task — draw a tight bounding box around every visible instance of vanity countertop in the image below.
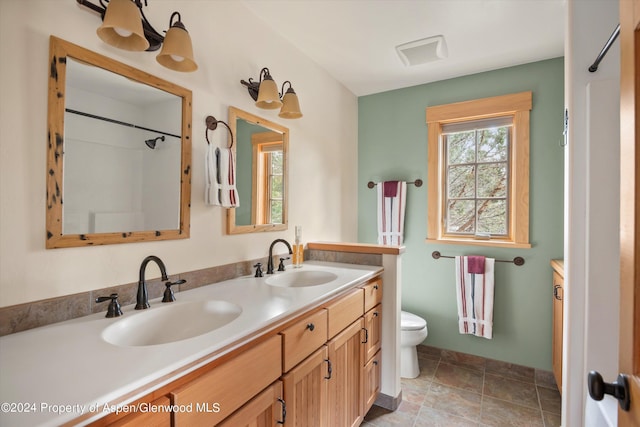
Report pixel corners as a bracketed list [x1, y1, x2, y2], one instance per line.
[0, 261, 382, 427]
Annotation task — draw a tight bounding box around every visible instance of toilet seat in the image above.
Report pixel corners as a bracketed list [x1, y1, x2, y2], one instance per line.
[401, 310, 426, 331]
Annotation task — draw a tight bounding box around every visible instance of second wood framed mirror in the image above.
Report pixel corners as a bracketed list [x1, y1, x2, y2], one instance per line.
[227, 107, 289, 234]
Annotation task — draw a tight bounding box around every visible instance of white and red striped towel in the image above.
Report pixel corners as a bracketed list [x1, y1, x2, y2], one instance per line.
[205, 145, 239, 208]
[377, 181, 407, 245]
[454, 256, 495, 339]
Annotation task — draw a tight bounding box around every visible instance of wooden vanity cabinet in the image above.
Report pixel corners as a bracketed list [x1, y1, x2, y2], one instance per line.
[551, 260, 564, 392]
[89, 274, 383, 427]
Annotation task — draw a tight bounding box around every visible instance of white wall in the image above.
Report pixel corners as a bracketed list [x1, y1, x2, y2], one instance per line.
[0, 0, 358, 307]
[564, 1, 620, 425]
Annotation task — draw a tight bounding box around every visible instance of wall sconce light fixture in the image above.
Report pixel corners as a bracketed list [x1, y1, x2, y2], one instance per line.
[241, 68, 303, 119]
[76, 0, 198, 72]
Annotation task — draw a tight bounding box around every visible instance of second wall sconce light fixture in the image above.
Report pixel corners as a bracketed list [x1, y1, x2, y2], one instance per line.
[76, 0, 198, 72]
[241, 68, 303, 119]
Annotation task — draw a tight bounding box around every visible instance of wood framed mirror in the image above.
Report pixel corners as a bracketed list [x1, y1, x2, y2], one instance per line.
[46, 36, 192, 248]
[227, 107, 289, 234]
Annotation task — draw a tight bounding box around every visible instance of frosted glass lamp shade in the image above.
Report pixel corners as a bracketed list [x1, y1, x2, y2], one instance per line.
[97, 0, 149, 51]
[279, 88, 302, 119]
[256, 76, 283, 110]
[156, 22, 197, 72]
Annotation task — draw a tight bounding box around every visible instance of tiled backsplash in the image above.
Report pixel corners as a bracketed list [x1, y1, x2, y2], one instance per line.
[0, 249, 381, 336]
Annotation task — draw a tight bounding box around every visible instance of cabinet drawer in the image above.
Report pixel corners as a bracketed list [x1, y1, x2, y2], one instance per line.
[281, 309, 328, 372]
[171, 334, 282, 426]
[109, 396, 171, 427]
[325, 288, 364, 339]
[363, 279, 382, 312]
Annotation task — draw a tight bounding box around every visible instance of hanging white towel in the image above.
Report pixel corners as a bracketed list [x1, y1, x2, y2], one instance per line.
[205, 144, 239, 208]
[377, 181, 407, 245]
[454, 256, 495, 339]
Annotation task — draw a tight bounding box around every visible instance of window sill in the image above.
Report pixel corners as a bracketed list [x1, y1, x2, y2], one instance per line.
[425, 238, 531, 249]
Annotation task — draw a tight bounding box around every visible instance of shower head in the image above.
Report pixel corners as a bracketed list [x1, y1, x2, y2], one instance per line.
[145, 135, 165, 149]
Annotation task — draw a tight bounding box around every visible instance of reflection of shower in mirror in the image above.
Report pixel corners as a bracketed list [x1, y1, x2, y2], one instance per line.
[145, 135, 165, 149]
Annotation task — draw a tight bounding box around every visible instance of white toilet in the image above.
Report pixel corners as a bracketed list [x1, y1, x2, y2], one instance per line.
[400, 310, 428, 378]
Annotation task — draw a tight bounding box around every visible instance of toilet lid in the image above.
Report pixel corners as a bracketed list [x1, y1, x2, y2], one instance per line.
[401, 311, 426, 331]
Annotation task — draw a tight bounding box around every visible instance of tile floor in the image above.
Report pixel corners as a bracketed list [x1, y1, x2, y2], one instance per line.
[363, 345, 561, 427]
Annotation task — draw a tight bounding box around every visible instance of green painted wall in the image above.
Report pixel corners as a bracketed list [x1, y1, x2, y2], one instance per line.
[358, 58, 564, 370]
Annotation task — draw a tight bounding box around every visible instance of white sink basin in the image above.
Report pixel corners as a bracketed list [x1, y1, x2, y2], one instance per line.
[102, 300, 242, 347]
[265, 270, 338, 288]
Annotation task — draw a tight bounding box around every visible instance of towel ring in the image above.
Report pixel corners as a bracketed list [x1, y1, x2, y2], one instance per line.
[205, 116, 234, 148]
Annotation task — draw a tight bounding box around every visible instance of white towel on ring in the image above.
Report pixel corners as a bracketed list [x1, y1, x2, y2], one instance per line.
[376, 181, 407, 245]
[205, 145, 239, 207]
[455, 256, 495, 339]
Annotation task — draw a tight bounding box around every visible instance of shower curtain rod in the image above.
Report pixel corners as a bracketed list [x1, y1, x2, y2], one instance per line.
[65, 108, 181, 139]
[588, 24, 620, 72]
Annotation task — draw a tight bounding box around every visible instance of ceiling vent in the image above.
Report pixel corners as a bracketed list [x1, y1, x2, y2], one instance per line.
[396, 35, 448, 67]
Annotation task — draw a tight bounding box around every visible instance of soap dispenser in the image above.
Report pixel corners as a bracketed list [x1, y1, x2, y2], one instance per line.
[293, 225, 303, 268]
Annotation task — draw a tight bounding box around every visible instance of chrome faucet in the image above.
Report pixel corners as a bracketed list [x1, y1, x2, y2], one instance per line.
[136, 255, 171, 310]
[267, 239, 293, 274]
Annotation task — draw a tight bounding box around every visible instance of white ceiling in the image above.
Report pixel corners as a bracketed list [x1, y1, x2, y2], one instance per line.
[241, 0, 566, 96]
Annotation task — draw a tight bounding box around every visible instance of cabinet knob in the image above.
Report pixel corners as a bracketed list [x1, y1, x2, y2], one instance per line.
[306, 323, 315, 331]
[373, 284, 379, 290]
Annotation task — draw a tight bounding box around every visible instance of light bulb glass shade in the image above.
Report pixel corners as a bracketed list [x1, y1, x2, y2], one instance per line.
[97, 0, 149, 51]
[255, 77, 283, 109]
[279, 89, 302, 119]
[156, 25, 197, 72]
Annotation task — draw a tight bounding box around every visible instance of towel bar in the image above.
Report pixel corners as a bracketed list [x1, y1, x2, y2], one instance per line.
[432, 251, 525, 266]
[367, 179, 422, 189]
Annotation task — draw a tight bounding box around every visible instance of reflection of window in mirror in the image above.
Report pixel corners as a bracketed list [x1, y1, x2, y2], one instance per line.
[252, 133, 284, 224]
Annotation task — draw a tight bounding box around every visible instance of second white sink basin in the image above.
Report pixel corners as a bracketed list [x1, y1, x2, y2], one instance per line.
[102, 300, 242, 347]
[265, 270, 338, 288]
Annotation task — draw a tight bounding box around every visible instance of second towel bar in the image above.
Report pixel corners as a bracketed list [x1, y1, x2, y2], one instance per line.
[432, 251, 525, 266]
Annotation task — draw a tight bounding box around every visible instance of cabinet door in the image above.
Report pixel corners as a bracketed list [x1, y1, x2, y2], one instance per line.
[282, 346, 329, 427]
[327, 318, 364, 427]
[363, 304, 382, 362]
[362, 349, 381, 415]
[218, 381, 285, 427]
[552, 271, 563, 391]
